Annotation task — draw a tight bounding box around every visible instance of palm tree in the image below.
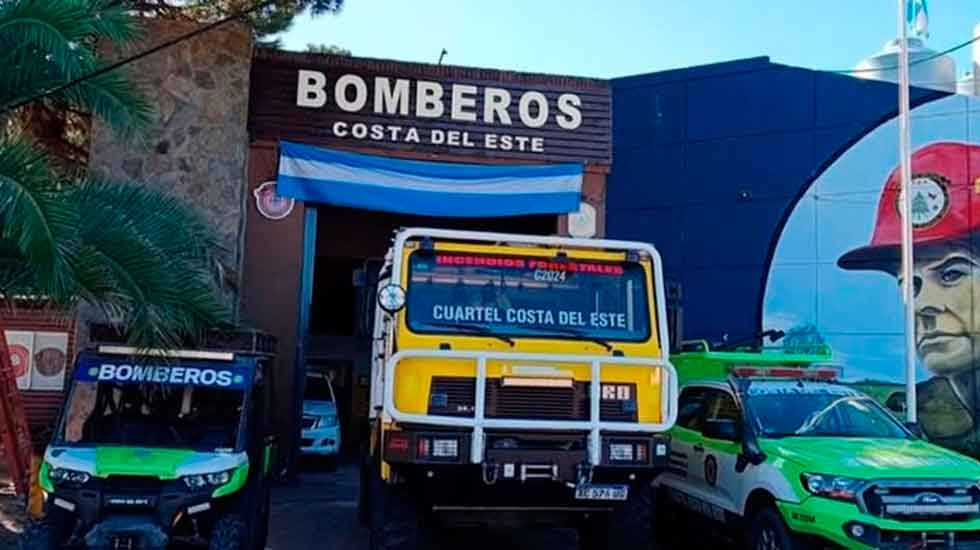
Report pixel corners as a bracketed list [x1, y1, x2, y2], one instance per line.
[0, 0, 231, 493]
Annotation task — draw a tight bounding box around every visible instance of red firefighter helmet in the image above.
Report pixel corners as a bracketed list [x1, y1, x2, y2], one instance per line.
[838, 141, 980, 271]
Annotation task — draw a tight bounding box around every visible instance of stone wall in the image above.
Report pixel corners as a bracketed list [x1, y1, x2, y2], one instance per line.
[88, 18, 253, 310]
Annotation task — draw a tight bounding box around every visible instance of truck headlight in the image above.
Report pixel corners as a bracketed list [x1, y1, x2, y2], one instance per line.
[801, 473, 862, 502]
[377, 284, 406, 313]
[48, 467, 90, 485]
[182, 470, 233, 490]
[321, 414, 338, 428]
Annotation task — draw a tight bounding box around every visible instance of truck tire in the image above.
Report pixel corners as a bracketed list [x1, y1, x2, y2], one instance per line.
[18, 520, 58, 550]
[209, 514, 248, 550]
[368, 474, 428, 550]
[748, 507, 803, 550]
[579, 486, 655, 550]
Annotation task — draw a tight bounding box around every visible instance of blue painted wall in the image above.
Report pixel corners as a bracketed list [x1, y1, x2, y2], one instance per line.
[607, 57, 944, 343]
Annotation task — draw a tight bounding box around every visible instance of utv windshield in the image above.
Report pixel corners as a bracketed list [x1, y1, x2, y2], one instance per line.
[746, 382, 909, 439]
[61, 356, 251, 451]
[406, 250, 651, 342]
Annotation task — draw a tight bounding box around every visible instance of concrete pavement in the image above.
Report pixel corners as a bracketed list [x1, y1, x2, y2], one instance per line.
[268, 462, 580, 550]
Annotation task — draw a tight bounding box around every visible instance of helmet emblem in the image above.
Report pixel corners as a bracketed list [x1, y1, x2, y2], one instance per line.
[896, 174, 950, 229]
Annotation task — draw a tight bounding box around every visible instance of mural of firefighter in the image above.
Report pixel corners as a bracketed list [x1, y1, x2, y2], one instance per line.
[764, 95, 980, 457]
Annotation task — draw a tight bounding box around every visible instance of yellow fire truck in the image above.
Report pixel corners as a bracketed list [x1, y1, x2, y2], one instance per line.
[358, 228, 677, 549]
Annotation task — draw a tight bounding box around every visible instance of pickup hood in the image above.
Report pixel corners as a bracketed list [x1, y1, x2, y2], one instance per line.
[304, 400, 337, 416]
[761, 437, 980, 479]
[44, 446, 247, 479]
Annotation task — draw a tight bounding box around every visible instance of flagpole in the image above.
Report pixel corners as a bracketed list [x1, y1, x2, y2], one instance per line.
[898, 0, 917, 424]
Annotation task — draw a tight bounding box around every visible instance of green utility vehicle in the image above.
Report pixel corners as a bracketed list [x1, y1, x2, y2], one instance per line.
[22, 344, 278, 550]
[654, 341, 980, 550]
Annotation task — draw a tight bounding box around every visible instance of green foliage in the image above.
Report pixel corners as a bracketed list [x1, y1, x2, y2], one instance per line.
[306, 43, 350, 55]
[0, 0, 230, 348]
[136, 0, 345, 38]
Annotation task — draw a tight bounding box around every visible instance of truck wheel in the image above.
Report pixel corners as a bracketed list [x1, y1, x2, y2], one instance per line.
[368, 474, 427, 550]
[18, 520, 58, 550]
[209, 514, 248, 550]
[749, 507, 802, 550]
[579, 486, 655, 550]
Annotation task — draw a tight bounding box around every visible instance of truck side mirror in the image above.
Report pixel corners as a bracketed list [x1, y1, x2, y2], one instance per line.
[703, 419, 740, 442]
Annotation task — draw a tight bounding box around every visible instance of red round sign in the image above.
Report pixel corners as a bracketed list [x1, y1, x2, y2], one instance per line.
[8, 344, 29, 379]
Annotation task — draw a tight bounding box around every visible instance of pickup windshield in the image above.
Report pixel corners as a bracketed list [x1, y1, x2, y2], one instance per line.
[746, 382, 909, 439]
[406, 250, 651, 342]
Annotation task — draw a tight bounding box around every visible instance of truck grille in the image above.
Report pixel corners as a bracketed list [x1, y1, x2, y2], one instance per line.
[427, 377, 637, 422]
[862, 480, 980, 521]
[486, 378, 583, 420]
[428, 377, 476, 417]
[301, 415, 317, 429]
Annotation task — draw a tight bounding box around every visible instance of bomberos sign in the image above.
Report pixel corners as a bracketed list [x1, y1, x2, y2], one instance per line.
[248, 50, 611, 163]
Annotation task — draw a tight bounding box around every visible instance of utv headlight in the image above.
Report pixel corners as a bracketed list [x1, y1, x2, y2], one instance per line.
[48, 467, 90, 485]
[801, 473, 863, 503]
[182, 470, 233, 490]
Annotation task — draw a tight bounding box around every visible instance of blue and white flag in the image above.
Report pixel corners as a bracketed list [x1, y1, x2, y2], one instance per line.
[276, 141, 583, 218]
[906, 0, 929, 38]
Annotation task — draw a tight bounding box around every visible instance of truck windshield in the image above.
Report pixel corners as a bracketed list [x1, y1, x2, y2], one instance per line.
[746, 383, 909, 439]
[406, 250, 651, 342]
[60, 358, 251, 451]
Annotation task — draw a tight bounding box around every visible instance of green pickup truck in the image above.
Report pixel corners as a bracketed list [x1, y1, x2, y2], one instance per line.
[653, 341, 980, 550]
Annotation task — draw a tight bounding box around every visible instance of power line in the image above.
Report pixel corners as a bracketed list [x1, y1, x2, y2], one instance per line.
[0, 0, 278, 115]
[831, 33, 980, 75]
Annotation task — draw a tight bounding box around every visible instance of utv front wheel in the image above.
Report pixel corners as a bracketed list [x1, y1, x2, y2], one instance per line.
[209, 514, 248, 550]
[18, 520, 59, 550]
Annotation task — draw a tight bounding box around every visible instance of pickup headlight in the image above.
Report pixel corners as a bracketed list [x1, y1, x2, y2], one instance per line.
[322, 414, 338, 428]
[48, 467, 90, 485]
[801, 473, 863, 502]
[182, 470, 233, 490]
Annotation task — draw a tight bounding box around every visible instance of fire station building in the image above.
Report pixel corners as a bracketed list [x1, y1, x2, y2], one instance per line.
[8, 19, 966, 469]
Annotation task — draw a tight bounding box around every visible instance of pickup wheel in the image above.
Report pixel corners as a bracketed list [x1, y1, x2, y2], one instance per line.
[748, 506, 803, 550]
[579, 485, 655, 550]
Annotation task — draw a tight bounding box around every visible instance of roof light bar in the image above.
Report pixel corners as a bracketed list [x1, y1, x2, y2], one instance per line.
[96, 346, 235, 362]
[730, 365, 841, 381]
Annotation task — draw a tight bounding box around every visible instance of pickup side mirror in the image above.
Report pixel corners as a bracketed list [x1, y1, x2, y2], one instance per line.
[703, 419, 740, 442]
[904, 421, 925, 439]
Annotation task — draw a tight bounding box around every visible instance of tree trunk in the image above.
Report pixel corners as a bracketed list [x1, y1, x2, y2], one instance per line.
[0, 322, 33, 495]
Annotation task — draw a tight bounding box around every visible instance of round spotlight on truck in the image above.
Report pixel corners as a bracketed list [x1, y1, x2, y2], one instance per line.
[378, 284, 407, 313]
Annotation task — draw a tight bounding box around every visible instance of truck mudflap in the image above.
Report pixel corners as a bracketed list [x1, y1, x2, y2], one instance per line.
[382, 349, 678, 466]
[83, 517, 169, 549]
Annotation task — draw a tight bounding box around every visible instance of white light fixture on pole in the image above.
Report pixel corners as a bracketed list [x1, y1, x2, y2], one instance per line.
[897, 0, 917, 424]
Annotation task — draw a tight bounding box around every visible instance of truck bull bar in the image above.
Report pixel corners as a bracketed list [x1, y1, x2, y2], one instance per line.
[383, 349, 678, 466]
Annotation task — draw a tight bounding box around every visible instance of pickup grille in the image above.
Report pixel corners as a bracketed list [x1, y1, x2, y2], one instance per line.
[427, 377, 637, 422]
[301, 415, 317, 429]
[862, 480, 980, 521]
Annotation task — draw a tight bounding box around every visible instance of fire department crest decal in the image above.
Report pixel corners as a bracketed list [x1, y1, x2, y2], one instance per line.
[254, 180, 295, 221]
[896, 174, 949, 228]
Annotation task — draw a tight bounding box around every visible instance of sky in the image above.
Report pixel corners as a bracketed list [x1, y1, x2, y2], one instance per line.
[277, 1, 980, 79]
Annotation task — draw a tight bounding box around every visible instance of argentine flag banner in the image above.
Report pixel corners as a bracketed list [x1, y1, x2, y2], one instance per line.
[906, 0, 929, 38]
[276, 141, 583, 217]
